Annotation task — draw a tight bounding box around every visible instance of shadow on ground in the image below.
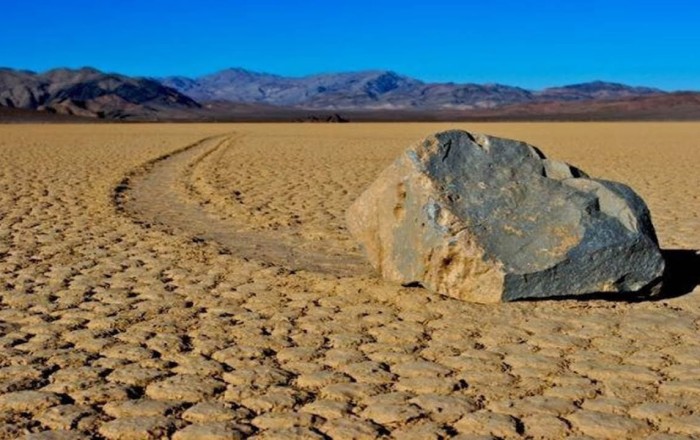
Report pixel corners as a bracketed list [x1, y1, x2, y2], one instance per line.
[657, 249, 700, 300]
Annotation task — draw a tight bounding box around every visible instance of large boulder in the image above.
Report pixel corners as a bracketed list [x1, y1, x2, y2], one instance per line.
[347, 130, 665, 302]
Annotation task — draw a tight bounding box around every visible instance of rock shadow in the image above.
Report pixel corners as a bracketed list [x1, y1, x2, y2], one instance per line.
[513, 249, 700, 303]
[656, 249, 700, 300]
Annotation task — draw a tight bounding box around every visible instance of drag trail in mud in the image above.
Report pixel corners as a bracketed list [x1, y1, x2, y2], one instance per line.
[116, 132, 369, 277]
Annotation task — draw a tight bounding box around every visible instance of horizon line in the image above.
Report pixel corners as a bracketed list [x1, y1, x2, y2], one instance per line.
[1, 64, 693, 93]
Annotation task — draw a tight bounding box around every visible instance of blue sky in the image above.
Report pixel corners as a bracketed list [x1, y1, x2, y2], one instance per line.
[1, 0, 698, 90]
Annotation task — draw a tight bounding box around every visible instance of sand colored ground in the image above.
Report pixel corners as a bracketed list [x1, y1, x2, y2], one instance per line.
[0, 122, 699, 439]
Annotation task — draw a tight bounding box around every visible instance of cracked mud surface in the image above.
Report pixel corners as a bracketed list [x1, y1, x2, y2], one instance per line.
[1, 123, 699, 439]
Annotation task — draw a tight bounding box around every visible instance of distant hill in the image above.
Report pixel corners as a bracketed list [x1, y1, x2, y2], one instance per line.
[1, 66, 698, 121]
[160, 68, 665, 110]
[537, 81, 664, 102]
[485, 92, 700, 121]
[293, 92, 700, 122]
[0, 67, 200, 120]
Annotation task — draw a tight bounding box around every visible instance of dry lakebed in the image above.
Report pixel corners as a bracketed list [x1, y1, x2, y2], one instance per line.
[0, 122, 699, 439]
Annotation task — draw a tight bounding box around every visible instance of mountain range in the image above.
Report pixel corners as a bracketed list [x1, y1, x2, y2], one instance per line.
[0, 67, 697, 121]
[160, 69, 664, 110]
[0, 67, 199, 120]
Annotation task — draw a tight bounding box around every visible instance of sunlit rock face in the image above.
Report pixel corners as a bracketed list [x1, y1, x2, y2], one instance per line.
[347, 130, 664, 303]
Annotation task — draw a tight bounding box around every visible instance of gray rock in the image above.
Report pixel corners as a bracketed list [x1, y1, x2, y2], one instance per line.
[346, 130, 664, 302]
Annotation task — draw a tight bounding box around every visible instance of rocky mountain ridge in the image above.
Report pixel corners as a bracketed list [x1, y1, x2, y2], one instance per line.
[160, 68, 666, 110]
[0, 67, 199, 120]
[1, 66, 696, 121]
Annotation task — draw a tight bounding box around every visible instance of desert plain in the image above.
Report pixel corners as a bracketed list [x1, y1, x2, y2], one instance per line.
[0, 122, 699, 439]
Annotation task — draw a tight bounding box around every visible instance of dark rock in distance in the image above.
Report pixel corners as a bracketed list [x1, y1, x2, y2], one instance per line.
[296, 113, 349, 123]
[347, 130, 665, 302]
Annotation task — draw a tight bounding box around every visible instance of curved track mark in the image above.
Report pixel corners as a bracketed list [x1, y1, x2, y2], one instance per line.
[116, 133, 369, 277]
